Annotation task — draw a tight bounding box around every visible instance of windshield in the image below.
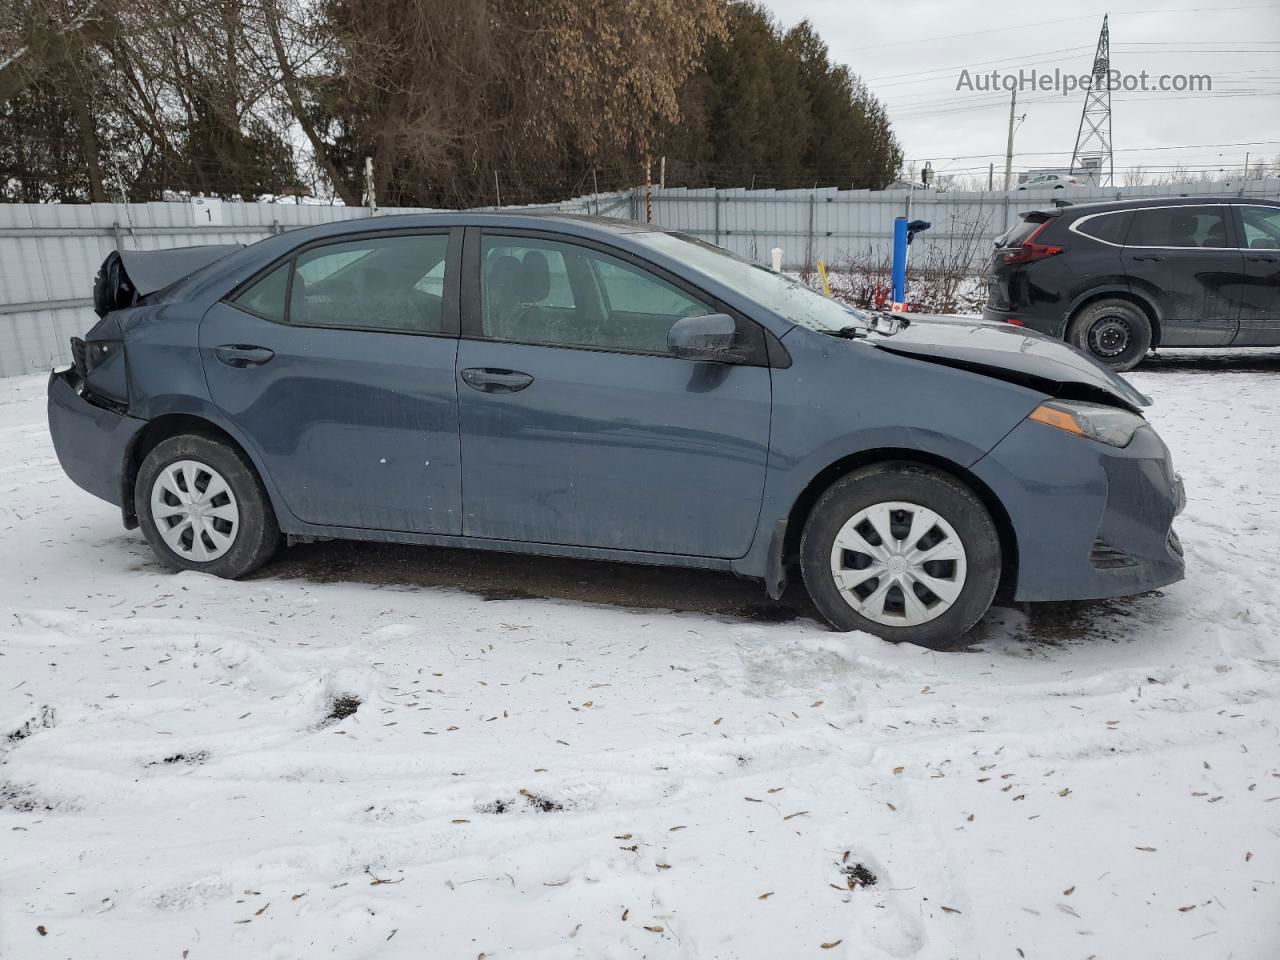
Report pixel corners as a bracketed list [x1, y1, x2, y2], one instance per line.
[633, 232, 870, 333]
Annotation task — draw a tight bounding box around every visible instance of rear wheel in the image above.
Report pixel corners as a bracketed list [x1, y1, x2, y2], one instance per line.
[135, 434, 281, 578]
[1067, 298, 1152, 372]
[800, 464, 1001, 650]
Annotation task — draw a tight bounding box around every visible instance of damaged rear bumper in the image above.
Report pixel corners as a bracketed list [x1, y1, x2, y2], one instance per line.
[47, 367, 147, 514]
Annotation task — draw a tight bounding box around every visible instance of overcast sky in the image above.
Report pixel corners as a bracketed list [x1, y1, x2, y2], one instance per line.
[760, 1, 1280, 184]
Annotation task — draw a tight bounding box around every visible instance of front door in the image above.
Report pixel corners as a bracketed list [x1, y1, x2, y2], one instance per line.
[1232, 204, 1280, 346]
[455, 230, 771, 559]
[200, 229, 463, 534]
[1122, 205, 1242, 346]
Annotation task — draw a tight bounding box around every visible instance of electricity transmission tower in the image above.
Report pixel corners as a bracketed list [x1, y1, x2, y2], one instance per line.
[1070, 15, 1114, 186]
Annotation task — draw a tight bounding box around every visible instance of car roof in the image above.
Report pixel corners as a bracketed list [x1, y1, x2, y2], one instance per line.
[1036, 195, 1280, 217]
[277, 210, 663, 245]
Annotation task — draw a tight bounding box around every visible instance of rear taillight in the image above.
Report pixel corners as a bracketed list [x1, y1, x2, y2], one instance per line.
[70, 337, 88, 378]
[1000, 221, 1063, 266]
[84, 339, 121, 373]
[1004, 317, 1024, 327]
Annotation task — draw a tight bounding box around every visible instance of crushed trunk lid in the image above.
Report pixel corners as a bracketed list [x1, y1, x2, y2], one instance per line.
[93, 244, 242, 317]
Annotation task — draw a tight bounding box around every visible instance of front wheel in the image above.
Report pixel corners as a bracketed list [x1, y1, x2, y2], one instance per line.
[800, 464, 1001, 650]
[1067, 298, 1152, 372]
[136, 434, 281, 578]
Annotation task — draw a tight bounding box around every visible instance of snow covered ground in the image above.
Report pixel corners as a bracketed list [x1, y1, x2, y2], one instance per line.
[2, 356, 1278, 959]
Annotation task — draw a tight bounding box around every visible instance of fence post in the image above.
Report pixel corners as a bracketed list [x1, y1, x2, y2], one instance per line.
[807, 192, 816, 272]
[713, 189, 720, 246]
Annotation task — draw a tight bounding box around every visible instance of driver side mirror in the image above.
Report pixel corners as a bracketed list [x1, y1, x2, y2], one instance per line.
[667, 313, 742, 363]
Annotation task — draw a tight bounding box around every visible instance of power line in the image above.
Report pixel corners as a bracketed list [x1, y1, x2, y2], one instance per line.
[861, 5, 1279, 50]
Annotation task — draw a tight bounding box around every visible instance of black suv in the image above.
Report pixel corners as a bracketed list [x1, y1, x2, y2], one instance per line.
[983, 196, 1280, 370]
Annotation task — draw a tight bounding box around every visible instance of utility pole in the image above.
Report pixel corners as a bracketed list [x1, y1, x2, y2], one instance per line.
[988, 162, 994, 191]
[644, 155, 652, 223]
[1243, 152, 1250, 180]
[1003, 87, 1017, 191]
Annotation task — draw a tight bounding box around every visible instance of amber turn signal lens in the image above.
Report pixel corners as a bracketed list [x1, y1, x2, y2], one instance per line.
[1028, 404, 1085, 436]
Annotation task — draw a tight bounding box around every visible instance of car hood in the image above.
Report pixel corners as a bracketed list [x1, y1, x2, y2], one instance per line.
[864, 314, 1150, 411]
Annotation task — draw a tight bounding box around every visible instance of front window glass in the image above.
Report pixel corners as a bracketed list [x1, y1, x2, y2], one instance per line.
[479, 236, 710, 353]
[1240, 207, 1280, 249]
[632, 232, 867, 334]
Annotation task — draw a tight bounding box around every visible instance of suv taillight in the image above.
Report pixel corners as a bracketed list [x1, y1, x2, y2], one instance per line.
[1000, 221, 1063, 265]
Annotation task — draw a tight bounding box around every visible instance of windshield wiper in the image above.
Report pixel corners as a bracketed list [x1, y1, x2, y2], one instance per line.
[821, 325, 868, 340]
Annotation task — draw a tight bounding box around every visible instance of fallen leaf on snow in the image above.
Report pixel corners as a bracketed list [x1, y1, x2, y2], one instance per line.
[821, 940, 843, 949]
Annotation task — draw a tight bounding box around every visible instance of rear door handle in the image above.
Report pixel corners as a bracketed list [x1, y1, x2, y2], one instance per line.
[1246, 255, 1279, 262]
[1131, 255, 1164, 262]
[460, 367, 534, 393]
[214, 344, 275, 368]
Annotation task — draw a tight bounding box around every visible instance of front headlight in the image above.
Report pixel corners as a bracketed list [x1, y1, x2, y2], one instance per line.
[1028, 399, 1146, 448]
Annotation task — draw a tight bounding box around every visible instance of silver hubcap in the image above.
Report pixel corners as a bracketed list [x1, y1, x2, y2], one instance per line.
[829, 501, 968, 627]
[150, 460, 239, 563]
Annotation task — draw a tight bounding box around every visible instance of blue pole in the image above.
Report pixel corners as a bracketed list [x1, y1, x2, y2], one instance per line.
[891, 216, 908, 306]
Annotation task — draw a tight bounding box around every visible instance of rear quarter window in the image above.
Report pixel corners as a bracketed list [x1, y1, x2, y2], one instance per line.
[1072, 210, 1131, 245]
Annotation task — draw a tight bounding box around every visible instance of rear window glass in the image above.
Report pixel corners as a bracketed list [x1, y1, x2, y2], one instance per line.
[233, 264, 289, 322]
[1128, 206, 1228, 248]
[1073, 210, 1131, 244]
[997, 218, 1046, 248]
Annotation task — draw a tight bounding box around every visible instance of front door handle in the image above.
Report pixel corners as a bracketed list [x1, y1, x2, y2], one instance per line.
[1246, 254, 1279, 263]
[1131, 255, 1164, 262]
[461, 367, 534, 393]
[214, 344, 275, 368]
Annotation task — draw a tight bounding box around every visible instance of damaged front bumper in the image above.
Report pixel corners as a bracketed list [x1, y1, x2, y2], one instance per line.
[47, 367, 147, 517]
[972, 418, 1186, 602]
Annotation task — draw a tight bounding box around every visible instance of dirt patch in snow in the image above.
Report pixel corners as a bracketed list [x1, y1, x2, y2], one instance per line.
[1, 781, 66, 813]
[480, 789, 567, 814]
[840, 861, 878, 889]
[326, 694, 361, 722]
[6, 705, 55, 744]
[147, 751, 210, 767]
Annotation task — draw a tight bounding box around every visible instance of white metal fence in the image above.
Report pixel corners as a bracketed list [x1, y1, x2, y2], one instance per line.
[3, 179, 1278, 378]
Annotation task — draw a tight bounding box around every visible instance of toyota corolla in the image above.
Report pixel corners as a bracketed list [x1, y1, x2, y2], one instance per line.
[48, 214, 1185, 648]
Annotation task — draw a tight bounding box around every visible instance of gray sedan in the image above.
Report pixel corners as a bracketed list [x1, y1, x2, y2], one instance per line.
[48, 214, 1185, 648]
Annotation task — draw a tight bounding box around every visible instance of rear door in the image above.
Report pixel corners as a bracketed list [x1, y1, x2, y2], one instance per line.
[1231, 204, 1280, 346]
[200, 228, 463, 534]
[455, 229, 772, 559]
[1121, 205, 1242, 346]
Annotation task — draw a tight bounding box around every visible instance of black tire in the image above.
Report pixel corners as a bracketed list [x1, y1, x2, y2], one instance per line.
[135, 433, 281, 578]
[1067, 298, 1152, 372]
[799, 463, 1001, 650]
